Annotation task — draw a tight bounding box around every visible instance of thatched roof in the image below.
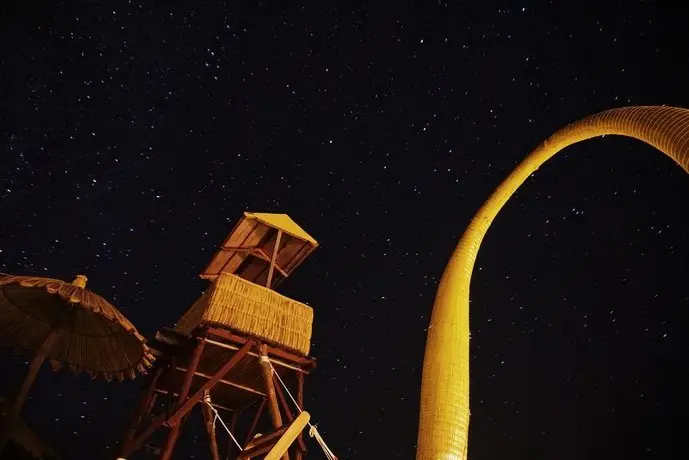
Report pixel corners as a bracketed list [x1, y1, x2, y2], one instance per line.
[199, 212, 318, 289]
[0, 274, 154, 381]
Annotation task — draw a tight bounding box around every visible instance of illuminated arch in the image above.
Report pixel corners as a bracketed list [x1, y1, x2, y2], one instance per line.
[417, 106, 689, 459]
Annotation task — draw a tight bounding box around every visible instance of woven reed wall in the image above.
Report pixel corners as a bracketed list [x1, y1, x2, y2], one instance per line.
[175, 273, 313, 356]
[417, 106, 689, 460]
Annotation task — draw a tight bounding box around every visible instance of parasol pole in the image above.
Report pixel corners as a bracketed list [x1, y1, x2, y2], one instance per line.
[0, 326, 61, 455]
[9, 275, 84, 419]
[9, 327, 62, 419]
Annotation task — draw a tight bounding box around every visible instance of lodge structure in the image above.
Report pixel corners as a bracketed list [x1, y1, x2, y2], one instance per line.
[117, 212, 319, 460]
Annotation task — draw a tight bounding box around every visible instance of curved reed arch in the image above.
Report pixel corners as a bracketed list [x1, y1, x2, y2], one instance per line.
[416, 106, 689, 459]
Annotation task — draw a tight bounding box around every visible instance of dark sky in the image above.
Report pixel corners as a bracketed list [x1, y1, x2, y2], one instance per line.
[1, 0, 689, 459]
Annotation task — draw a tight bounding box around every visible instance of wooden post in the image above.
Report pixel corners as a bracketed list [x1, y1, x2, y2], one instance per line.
[159, 337, 206, 460]
[0, 328, 62, 455]
[119, 364, 165, 456]
[244, 399, 267, 446]
[273, 377, 294, 423]
[273, 375, 306, 453]
[230, 412, 238, 438]
[127, 413, 167, 455]
[258, 344, 288, 460]
[10, 328, 61, 419]
[266, 230, 283, 289]
[224, 412, 239, 460]
[201, 390, 221, 460]
[295, 372, 305, 460]
[166, 341, 253, 428]
[158, 417, 184, 460]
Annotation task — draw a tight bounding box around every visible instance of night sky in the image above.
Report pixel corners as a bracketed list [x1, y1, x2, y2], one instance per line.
[2, 1, 689, 459]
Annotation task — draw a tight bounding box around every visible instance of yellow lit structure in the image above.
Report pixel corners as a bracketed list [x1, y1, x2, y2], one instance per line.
[264, 411, 311, 460]
[417, 106, 689, 459]
[119, 213, 319, 460]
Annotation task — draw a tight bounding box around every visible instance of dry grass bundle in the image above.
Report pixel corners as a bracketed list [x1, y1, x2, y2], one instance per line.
[176, 273, 313, 355]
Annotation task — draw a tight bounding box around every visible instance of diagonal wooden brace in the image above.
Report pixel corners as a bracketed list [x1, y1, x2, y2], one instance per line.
[126, 413, 168, 456]
[265, 412, 311, 460]
[273, 374, 307, 452]
[165, 340, 254, 427]
[244, 399, 267, 446]
[239, 425, 289, 459]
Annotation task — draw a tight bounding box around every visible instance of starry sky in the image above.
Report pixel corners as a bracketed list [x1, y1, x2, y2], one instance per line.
[1, 0, 689, 459]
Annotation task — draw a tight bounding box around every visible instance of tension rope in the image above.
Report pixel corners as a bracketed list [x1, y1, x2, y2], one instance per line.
[199, 361, 338, 460]
[268, 361, 338, 460]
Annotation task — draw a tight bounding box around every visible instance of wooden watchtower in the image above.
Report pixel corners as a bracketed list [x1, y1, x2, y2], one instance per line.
[118, 212, 319, 460]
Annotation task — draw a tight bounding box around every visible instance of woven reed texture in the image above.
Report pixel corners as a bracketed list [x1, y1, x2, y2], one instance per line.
[176, 273, 313, 356]
[417, 106, 689, 459]
[0, 274, 154, 382]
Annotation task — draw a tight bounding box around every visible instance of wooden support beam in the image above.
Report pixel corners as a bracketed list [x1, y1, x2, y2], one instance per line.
[243, 426, 289, 451]
[166, 341, 254, 428]
[159, 337, 206, 460]
[244, 399, 267, 446]
[202, 390, 221, 460]
[174, 365, 266, 396]
[211, 247, 289, 278]
[273, 376, 294, 423]
[153, 389, 235, 413]
[158, 418, 184, 460]
[296, 372, 305, 459]
[10, 327, 61, 419]
[225, 412, 239, 460]
[259, 344, 288, 460]
[204, 338, 310, 374]
[266, 230, 283, 288]
[273, 374, 307, 452]
[265, 412, 311, 460]
[251, 248, 277, 267]
[126, 413, 168, 456]
[119, 364, 165, 456]
[253, 248, 289, 278]
[296, 372, 304, 411]
[239, 426, 289, 459]
[259, 345, 284, 430]
[205, 327, 315, 368]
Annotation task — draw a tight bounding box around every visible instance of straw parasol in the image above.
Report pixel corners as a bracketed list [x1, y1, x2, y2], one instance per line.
[0, 273, 155, 420]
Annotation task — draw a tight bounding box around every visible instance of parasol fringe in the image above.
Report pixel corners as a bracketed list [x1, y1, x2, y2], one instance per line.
[0, 273, 155, 382]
